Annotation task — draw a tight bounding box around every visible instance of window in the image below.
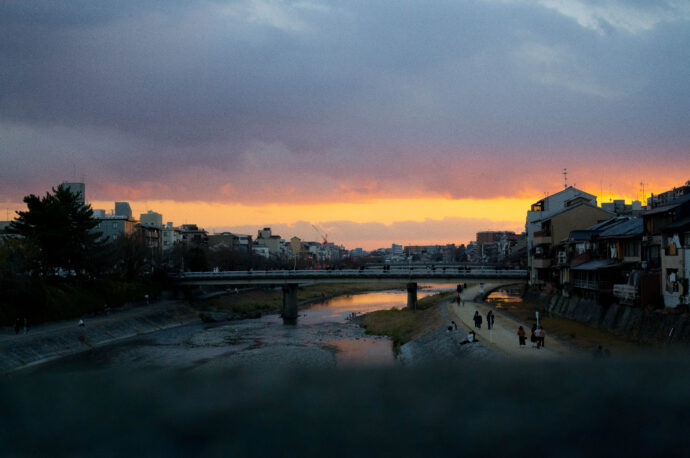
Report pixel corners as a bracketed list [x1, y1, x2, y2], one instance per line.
[624, 241, 640, 257]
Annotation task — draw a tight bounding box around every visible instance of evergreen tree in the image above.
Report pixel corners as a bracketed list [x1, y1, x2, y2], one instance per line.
[8, 185, 101, 277]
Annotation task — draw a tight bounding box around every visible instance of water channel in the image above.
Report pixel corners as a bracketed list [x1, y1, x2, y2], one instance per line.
[37, 284, 456, 374]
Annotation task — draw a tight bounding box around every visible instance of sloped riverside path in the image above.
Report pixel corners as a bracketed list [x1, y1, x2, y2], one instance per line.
[0, 300, 199, 373]
[449, 283, 580, 360]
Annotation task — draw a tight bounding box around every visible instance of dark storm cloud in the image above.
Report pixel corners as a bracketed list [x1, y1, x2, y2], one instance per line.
[1, 0, 689, 201]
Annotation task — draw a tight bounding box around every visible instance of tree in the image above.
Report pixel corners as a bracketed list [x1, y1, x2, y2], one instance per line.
[7, 185, 101, 277]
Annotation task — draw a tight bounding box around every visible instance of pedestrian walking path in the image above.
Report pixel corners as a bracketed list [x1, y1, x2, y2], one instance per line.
[448, 283, 580, 359]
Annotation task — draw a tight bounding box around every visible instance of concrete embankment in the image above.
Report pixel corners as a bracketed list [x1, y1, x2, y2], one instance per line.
[526, 290, 690, 344]
[0, 302, 200, 373]
[397, 293, 503, 366]
[398, 326, 500, 366]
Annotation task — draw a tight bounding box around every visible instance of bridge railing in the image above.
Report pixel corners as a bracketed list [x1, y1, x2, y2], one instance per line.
[175, 268, 527, 280]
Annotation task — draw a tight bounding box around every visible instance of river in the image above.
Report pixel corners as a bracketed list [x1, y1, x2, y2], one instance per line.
[36, 284, 455, 373]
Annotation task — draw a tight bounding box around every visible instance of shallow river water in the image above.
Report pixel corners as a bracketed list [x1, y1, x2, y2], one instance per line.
[39, 284, 454, 373]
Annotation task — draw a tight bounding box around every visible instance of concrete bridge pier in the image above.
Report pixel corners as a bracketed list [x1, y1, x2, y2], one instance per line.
[282, 283, 299, 324]
[406, 282, 418, 311]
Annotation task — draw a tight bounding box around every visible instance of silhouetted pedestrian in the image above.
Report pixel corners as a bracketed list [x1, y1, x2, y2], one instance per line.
[486, 310, 495, 330]
[535, 326, 545, 348]
[530, 324, 537, 346]
[473, 311, 482, 329]
[538, 326, 546, 348]
[517, 326, 526, 347]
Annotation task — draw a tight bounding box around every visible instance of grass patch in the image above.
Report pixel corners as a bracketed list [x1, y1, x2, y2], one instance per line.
[417, 291, 454, 310]
[360, 292, 450, 347]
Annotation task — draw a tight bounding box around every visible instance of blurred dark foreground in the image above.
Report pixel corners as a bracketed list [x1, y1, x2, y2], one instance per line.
[2, 356, 689, 457]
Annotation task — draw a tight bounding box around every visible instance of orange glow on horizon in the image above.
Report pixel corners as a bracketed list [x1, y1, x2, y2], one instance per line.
[89, 197, 533, 225]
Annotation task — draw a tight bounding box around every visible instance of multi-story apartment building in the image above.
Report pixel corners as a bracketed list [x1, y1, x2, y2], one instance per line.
[255, 227, 283, 258]
[526, 187, 598, 284]
[94, 215, 136, 241]
[529, 202, 613, 286]
[643, 194, 690, 308]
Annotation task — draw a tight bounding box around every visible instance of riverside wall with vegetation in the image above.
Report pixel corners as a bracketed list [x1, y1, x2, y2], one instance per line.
[525, 289, 690, 345]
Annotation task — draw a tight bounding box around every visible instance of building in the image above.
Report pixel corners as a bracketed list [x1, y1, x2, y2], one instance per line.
[647, 183, 690, 208]
[642, 194, 690, 308]
[115, 202, 133, 219]
[559, 216, 645, 303]
[529, 202, 613, 286]
[179, 224, 208, 247]
[140, 210, 163, 227]
[94, 215, 136, 241]
[255, 227, 283, 258]
[161, 222, 179, 250]
[252, 245, 270, 258]
[601, 200, 644, 216]
[526, 187, 598, 284]
[208, 232, 253, 253]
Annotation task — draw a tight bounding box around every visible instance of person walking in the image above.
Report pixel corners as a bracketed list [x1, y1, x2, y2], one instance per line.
[530, 324, 537, 347]
[534, 326, 543, 348]
[486, 311, 495, 330]
[473, 311, 482, 329]
[538, 325, 546, 348]
[517, 326, 526, 347]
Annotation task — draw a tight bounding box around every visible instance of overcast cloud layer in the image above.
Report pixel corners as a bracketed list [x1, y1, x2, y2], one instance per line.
[1, 0, 689, 204]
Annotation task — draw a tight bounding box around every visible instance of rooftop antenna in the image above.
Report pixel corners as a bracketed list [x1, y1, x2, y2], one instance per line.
[640, 181, 646, 203]
[562, 168, 568, 189]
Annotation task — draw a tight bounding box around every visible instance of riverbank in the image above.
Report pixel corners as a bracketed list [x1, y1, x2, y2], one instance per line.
[0, 300, 199, 373]
[2, 283, 412, 373]
[359, 288, 508, 365]
[521, 289, 690, 347]
[198, 282, 409, 319]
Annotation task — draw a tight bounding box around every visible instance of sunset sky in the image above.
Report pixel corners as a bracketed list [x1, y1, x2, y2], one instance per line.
[1, 1, 689, 249]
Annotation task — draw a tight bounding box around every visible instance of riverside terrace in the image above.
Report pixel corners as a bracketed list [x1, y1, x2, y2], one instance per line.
[174, 267, 528, 323]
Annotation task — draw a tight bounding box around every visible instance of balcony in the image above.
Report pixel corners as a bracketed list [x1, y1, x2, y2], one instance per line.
[533, 234, 553, 246]
[613, 284, 639, 305]
[533, 258, 552, 268]
[574, 279, 612, 291]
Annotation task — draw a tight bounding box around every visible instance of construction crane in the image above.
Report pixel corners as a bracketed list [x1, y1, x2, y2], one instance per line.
[311, 224, 328, 245]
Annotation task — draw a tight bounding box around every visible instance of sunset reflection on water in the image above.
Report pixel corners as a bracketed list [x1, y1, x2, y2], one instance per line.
[326, 338, 396, 367]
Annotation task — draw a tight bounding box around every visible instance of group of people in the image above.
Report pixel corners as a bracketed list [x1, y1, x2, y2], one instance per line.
[516, 324, 546, 348]
[472, 310, 495, 330]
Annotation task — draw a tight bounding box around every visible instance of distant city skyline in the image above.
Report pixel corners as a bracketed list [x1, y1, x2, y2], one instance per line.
[1, 1, 689, 249]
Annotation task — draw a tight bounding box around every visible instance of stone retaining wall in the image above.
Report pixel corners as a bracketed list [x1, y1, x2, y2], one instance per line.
[0, 302, 200, 373]
[525, 290, 690, 344]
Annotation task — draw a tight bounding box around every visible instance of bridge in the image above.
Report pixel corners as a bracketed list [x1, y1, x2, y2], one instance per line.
[175, 267, 527, 323]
